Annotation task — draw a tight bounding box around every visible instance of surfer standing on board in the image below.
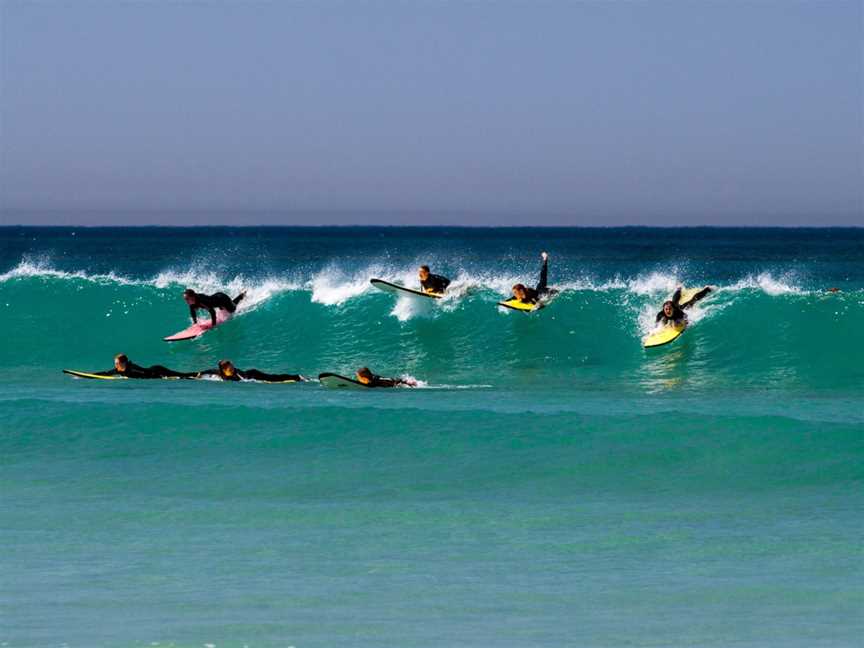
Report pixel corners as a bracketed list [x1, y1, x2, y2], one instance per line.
[418, 266, 450, 295]
[510, 252, 550, 305]
[656, 286, 712, 325]
[183, 289, 245, 326]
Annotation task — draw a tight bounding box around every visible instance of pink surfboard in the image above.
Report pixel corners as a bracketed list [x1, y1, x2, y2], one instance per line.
[163, 310, 232, 342]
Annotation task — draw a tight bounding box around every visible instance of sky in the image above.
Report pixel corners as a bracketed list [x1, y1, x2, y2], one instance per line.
[0, 0, 861, 226]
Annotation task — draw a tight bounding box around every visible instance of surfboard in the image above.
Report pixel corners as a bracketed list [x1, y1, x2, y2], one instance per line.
[62, 369, 185, 380]
[318, 372, 373, 389]
[497, 289, 559, 312]
[370, 279, 443, 299]
[163, 310, 232, 342]
[63, 369, 128, 380]
[241, 375, 306, 384]
[643, 322, 687, 348]
[678, 286, 711, 309]
[498, 299, 538, 312]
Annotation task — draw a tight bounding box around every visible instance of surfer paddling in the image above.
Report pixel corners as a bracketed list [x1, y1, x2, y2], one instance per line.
[93, 354, 194, 379]
[355, 367, 416, 388]
[197, 359, 303, 383]
[656, 286, 712, 325]
[418, 265, 451, 295]
[510, 252, 551, 305]
[183, 289, 245, 327]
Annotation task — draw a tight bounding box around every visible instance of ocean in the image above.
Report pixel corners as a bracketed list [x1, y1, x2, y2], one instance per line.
[1, 226, 862, 647]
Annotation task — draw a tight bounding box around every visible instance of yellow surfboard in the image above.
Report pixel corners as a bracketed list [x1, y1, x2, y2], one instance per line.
[678, 287, 708, 308]
[62, 369, 128, 380]
[498, 289, 558, 312]
[498, 298, 538, 312]
[643, 322, 687, 348]
[62, 369, 184, 380]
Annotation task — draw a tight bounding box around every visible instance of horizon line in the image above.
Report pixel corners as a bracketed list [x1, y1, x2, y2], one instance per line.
[1, 224, 862, 230]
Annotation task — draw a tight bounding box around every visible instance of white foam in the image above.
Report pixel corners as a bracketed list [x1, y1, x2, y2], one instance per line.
[726, 272, 806, 295]
[1, 256, 812, 307]
[390, 295, 436, 321]
[0, 258, 302, 312]
[0, 257, 140, 285]
[400, 374, 425, 387]
[151, 267, 301, 313]
[624, 271, 682, 296]
[309, 264, 385, 306]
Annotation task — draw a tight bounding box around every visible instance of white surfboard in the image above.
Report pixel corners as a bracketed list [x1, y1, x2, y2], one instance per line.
[370, 279, 443, 299]
[318, 372, 373, 389]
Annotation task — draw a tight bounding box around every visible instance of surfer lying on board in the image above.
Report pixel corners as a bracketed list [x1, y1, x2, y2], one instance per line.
[94, 354, 193, 379]
[418, 266, 451, 295]
[197, 359, 303, 383]
[355, 367, 416, 388]
[656, 286, 712, 325]
[183, 289, 246, 326]
[510, 252, 550, 305]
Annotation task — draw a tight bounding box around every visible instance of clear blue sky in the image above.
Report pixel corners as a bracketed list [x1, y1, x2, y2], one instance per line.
[1, 0, 861, 225]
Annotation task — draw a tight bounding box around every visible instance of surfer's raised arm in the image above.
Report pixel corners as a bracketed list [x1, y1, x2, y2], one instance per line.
[536, 252, 549, 294]
[509, 252, 550, 305]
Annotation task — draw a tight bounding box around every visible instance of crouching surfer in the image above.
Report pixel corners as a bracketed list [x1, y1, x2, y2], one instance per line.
[183, 288, 246, 326]
[95, 353, 194, 379]
[355, 367, 415, 388]
[418, 265, 451, 295]
[510, 252, 551, 305]
[656, 286, 712, 325]
[198, 359, 303, 383]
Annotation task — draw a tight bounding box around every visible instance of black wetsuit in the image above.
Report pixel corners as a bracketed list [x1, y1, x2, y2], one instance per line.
[656, 286, 712, 324]
[515, 257, 549, 304]
[189, 292, 244, 324]
[420, 273, 451, 295]
[96, 362, 193, 379]
[200, 368, 303, 383]
[357, 374, 406, 388]
[371, 374, 407, 387]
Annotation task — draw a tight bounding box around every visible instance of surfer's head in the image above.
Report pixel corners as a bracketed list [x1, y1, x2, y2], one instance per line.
[183, 289, 197, 305]
[419, 265, 430, 281]
[663, 301, 675, 317]
[356, 367, 373, 385]
[218, 359, 236, 378]
[512, 283, 527, 301]
[114, 354, 128, 372]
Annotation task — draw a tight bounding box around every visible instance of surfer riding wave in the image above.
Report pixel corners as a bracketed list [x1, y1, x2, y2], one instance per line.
[656, 286, 712, 325]
[510, 252, 551, 305]
[183, 289, 245, 326]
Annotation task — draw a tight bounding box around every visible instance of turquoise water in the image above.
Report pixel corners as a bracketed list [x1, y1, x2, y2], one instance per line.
[1, 227, 862, 647]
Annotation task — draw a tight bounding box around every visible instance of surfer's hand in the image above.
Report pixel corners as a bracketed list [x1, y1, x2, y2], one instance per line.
[541, 251, 548, 261]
